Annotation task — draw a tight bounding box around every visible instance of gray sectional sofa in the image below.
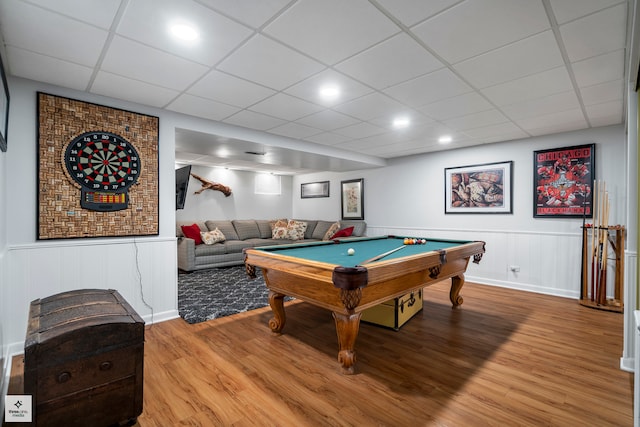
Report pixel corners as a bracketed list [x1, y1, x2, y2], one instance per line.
[176, 219, 366, 272]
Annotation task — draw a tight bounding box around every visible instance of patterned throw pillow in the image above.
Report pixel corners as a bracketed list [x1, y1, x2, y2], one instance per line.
[270, 218, 288, 231]
[286, 220, 307, 241]
[272, 225, 289, 240]
[201, 228, 226, 245]
[322, 222, 341, 241]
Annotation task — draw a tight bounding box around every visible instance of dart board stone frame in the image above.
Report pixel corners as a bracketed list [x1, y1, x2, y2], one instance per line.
[37, 92, 159, 240]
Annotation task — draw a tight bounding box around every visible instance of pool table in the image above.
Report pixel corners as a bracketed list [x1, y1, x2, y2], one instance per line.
[243, 235, 485, 374]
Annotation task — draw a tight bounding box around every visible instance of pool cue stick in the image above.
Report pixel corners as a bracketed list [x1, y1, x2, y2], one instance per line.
[590, 180, 599, 301]
[599, 194, 610, 305]
[596, 183, 607, 304]
[580, 192, 588, 300]
[359, 245, 406, 265]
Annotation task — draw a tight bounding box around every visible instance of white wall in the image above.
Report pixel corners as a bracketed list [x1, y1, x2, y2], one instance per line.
[176, 165, 293, 222]
[294, 125, 626, 299]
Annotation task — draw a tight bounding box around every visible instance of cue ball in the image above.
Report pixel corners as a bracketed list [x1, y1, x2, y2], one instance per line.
[347, 248, 355, 255]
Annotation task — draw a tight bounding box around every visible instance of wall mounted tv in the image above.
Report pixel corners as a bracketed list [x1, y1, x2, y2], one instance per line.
[175, 165, 192, 210]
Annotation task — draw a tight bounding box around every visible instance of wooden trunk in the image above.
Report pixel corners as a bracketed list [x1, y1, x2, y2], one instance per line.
[361, 289, 423, 330]
[24, 289, 144, 427]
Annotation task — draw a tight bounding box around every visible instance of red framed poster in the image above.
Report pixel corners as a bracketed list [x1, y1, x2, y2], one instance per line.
[533, 144, 595, 218]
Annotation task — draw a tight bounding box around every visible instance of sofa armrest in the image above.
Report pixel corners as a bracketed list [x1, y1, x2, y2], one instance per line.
[177, 237, 196, 272]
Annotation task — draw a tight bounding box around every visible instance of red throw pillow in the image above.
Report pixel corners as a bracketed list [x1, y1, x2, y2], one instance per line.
[331, 226, 354, 239]
[181, 224, 203, 245]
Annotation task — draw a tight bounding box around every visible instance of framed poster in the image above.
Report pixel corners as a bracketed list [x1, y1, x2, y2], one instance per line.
[533, 144, 594, 218]
[37, 93, 159, 239]
[301, 181, 329, 198]
[341, 178, 364, 219]
[445, 161, 513, 214]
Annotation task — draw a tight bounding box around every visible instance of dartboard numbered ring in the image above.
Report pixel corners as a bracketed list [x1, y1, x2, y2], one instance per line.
[64, 131, 141, 212]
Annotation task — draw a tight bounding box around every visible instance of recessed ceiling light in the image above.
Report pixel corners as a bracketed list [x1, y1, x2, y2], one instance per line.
[439, 135, 453, 144]
[319, 85, 340, 100]
[393, 117, 410, 128]
[170, 23, 198, 41]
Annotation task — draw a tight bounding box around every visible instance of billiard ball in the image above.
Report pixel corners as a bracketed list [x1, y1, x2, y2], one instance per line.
[347, 248, 355, 255]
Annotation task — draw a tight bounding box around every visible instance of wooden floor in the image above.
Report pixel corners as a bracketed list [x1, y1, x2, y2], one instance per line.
[6, 281, 633, 426]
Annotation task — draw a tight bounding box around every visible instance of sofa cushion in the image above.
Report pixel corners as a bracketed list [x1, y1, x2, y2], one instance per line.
[312, 220, 337, 240]
[201, 228, 225, 244]
[339, 220, 366, 237]
[181, 224, 203, 245]
[256, 220, 272, 238]
[233, 220, 260, 240]
[205, 220, 239, 240]
[224, 240, 253, 253]
[195, 242, 226, 256]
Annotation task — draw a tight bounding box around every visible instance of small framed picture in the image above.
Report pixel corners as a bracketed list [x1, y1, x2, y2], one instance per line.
[445, 161, 513, 214]
[341, 178, 364, 220]
[301, 181, 330, 198]
[533, 144, 595, 218]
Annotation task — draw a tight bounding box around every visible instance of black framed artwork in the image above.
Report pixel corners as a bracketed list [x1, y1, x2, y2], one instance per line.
[301, 181, 329, 198]
[0, 53, 9, 152]
[444, 161, 513, 214]
[341, 178, 364, 220]
[533, 144, 595, 218]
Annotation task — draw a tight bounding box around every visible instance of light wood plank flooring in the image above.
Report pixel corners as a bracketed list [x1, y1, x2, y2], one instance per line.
[6, 281, 633, 426]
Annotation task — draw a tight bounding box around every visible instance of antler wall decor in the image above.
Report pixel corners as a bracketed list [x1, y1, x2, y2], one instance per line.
[190, 173, 232, 197]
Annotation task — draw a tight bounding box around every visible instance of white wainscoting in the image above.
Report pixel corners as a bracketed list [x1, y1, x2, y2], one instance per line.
[367, 225, 585, 299]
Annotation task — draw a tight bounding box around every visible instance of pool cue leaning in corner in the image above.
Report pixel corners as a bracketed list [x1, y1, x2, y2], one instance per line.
[598, 192, 610, 305]
[580, 191, 588, 300]
[590, 180, 599, 302]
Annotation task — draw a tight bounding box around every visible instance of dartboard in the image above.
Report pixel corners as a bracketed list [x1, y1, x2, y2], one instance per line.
[64, 131, 141, 211]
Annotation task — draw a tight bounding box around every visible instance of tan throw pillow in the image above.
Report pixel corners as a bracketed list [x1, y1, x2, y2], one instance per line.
[201, 228, 225, 245]
[286, 220, 307, 241]
[323, 221, 341, 241]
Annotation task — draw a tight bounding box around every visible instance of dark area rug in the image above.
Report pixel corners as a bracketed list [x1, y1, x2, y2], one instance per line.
[178, 265, 289, 324]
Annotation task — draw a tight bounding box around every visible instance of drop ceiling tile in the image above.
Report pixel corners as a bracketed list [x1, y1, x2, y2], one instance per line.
[412, 0, 549, 64]
[481, 67, 573, 106]
[525, 120, 588, 137]
[333, 92, 408, 121]
[167, 94, 241, 121]
[102, 36, 209, 90]
[217, 34, 325, 90]
[304, 132, 352, 146]
[0, 0, 108, 66]
[284, 69, 373, 107]
[419, 92, 494, 121]
[375, 0, 460, 27]
[580, 80, 623, 106]
[384, 68, 472, 108]
[462, 122, 527, 139]
[268, 122, 322, 139]
[444, 109, 509, 132]
[332, 122, 387, 139]
[92, 71, 180, 107]
[5, 47, 93, 90]
[454, 31, 564, 89]
[514, 108, 587, 133]
[117, 0, 252, 67]
[572, 50, 625, 88]
[249, 93, 324, 121]
[585, 100, 623, 126]
[26, 0, 121, 28]
[263, 0, 399, 65]
[188, 70, 276, 108]
[550, 0, 625, 24]
[223, 110, 287, 130]
[198, 0, 291, 28]
[500, 91, 580, 120]
[560, 3, 627, 62]
[335, 33, 443, 89]
[368, 111, 434, 130]
[296, 110, 360, 131]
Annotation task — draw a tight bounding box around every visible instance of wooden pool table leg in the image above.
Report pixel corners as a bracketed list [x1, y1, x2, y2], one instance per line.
[332, 311, 361, 375]
[450, 274, 465, 307]
[268, 291, 286, 333]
